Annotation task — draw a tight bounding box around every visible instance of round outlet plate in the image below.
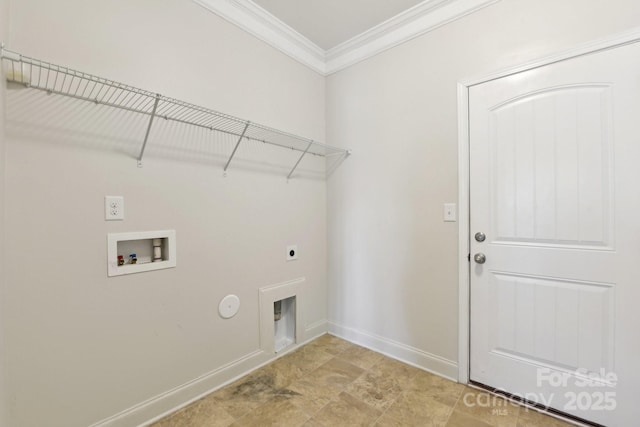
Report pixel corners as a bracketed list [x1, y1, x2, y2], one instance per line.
[218, 294, 240, 319]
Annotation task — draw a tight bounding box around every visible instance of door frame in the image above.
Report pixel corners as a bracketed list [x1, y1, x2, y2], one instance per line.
[456, 27, 640, 384]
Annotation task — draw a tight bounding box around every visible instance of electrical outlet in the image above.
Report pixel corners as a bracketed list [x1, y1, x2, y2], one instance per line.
[105, 196, 124, 221]
[286, 245, 298, 261]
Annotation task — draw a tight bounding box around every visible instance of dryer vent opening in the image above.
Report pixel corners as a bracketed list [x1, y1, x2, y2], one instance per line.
[274, 296, 295, 353]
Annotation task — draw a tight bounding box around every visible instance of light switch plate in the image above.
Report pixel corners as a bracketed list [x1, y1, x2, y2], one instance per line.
[444, 203, 457, 222]
[105, 196, 124, 221]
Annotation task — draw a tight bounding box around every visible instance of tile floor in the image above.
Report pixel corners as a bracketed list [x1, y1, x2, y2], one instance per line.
[151, 334, 575, 427]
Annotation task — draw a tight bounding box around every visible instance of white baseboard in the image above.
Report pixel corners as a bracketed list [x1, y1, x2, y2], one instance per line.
[304, 319, 328, 341]
[328, 321, 459, 381]
[90, 321, 329, 427]
[90, 349, 268, 427]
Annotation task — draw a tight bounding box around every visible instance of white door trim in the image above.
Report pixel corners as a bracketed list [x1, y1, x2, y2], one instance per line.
[456, 26, 640, 384]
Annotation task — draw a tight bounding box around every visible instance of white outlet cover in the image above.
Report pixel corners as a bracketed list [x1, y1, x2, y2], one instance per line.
[286, 245, 298, 261]
[444, 203, 457, 222]
[218, 294, 240, 319]
[105, 196, 124, 221]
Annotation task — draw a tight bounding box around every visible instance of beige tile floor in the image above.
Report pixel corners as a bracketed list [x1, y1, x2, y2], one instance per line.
[151, 334, 575, 427]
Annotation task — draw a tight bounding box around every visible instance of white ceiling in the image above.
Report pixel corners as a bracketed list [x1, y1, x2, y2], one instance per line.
[251, 0, 426, 50]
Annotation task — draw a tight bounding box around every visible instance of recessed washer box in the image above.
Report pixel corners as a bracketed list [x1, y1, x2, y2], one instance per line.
[107, 230, 176, 277]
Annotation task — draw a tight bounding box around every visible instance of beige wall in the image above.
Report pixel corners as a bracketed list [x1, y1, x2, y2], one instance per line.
[4, 0, 640, 425]
[0, 0, 10, 424]
[3, 1, 326, 426]
[326, 0, 640, 371]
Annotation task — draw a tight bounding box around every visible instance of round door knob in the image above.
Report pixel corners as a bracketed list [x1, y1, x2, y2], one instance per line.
[474, 253, 486, 264]
[475, 232, 486, 242]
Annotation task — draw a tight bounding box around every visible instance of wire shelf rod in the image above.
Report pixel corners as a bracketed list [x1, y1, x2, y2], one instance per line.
[1, 48, 351, 177]
[175, 105, 207, 123]
[287, 141, 313, 181]
[137, 94, 161, 166]
[223, 122, 250, 173]
[15, 84, 153, 117]
[179, 107, 211, 124]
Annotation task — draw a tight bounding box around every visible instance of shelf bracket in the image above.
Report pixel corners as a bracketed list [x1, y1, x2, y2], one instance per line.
[223, 121, 250, 175]
[137, 94, 161, 167]
[287, 141, 313, 181]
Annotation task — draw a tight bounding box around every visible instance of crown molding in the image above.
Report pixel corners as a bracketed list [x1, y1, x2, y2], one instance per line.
[192, 0, 500, 76]
[325, 0, 500, 74]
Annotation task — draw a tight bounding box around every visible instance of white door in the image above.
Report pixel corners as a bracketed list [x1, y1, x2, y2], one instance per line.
[469, 41, 640, 426]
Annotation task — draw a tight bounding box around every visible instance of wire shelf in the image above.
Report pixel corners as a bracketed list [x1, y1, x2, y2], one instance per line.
[0, 48, 350, 178]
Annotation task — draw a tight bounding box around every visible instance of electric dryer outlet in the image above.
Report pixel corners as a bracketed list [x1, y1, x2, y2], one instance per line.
[286, 245, 298, 261]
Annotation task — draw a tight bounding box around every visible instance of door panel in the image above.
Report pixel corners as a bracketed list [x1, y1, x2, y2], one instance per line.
[490, 85, 613, 248]
[489, 272, 614, 373]
[470, 41, 640, 426]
